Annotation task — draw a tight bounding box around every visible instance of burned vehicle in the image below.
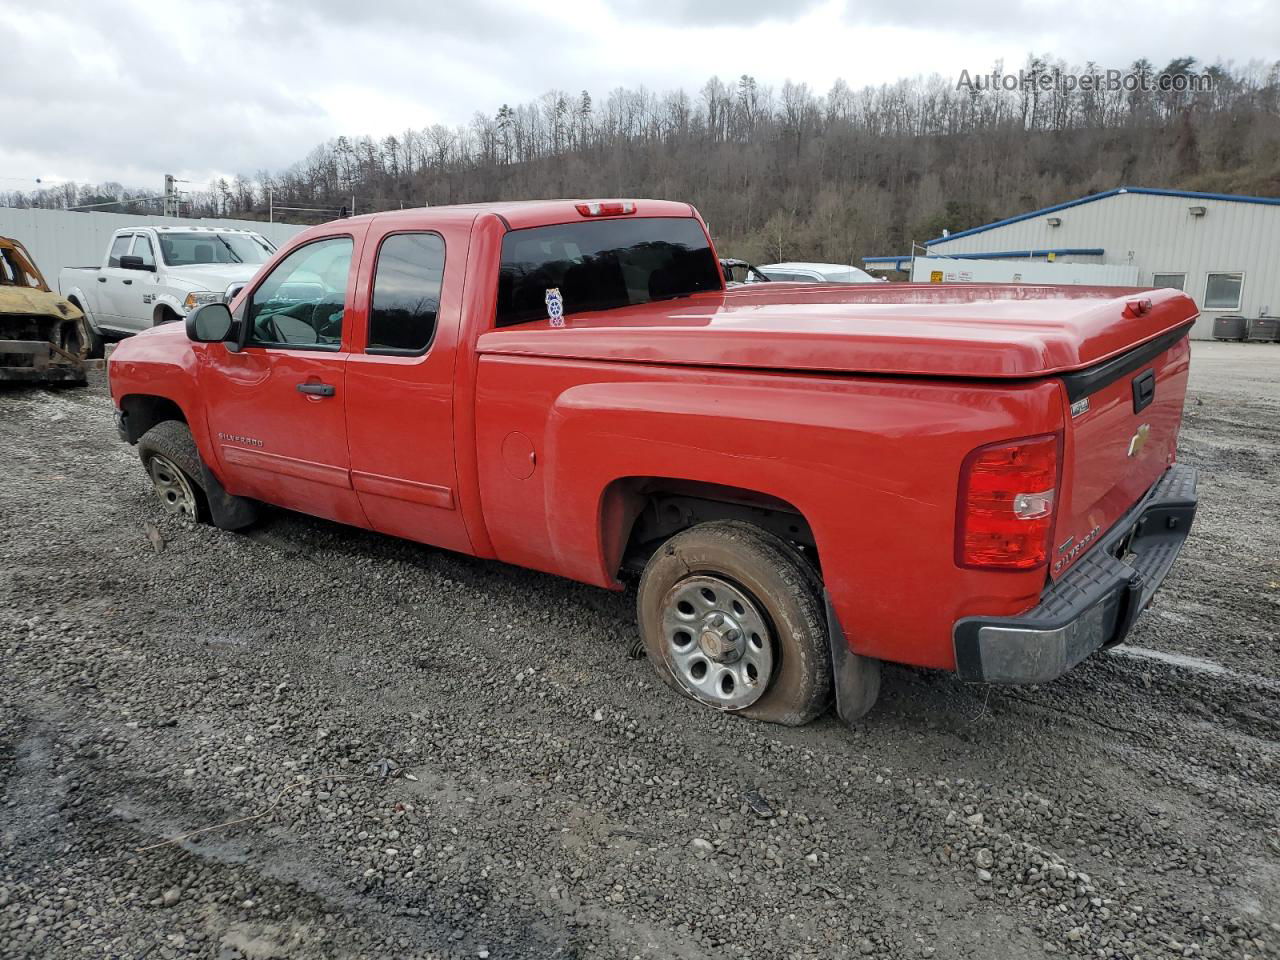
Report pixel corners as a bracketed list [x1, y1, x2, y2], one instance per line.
[1, 236, 90, 384]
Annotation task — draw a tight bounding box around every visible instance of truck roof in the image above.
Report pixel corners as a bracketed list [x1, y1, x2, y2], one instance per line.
[345, 199, 696, 230]
[120, 225, 262, 235]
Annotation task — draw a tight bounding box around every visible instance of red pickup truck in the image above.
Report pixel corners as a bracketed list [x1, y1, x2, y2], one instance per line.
[108, 199, 1199, 726]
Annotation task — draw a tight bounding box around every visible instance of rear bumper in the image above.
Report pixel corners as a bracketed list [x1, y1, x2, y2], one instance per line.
[953, 464, 1198, 684]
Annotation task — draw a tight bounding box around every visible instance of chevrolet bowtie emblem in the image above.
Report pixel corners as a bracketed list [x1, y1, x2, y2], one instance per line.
[1128, 423, 1151, 458]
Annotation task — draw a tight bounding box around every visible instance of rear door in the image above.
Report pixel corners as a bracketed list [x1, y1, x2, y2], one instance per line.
[201, 231, 368, 528]
[343, 218, 473, 554]
[1052, 325, 1192, 578]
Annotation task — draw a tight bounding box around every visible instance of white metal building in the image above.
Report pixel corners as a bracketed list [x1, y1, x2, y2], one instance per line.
[0, 207, 305, 290]
[865, 187, 1280, 338]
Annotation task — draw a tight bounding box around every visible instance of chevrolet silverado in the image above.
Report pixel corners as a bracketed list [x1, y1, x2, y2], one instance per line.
[107, 199, 1199, 725]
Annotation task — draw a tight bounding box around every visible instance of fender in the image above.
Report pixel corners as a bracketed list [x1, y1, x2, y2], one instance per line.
[109, 332, 217, 475]
[63, 287, 102, 334]
[539, 379, 838, 589]
[150, 293, 187, 326]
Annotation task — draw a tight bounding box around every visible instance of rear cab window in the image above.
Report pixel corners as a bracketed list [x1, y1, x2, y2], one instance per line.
[495, 217, 721, 327]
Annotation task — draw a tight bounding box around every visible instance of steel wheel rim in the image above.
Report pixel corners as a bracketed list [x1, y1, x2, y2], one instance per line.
[147, 454, 197, 521]
[660, 574, 774, 710]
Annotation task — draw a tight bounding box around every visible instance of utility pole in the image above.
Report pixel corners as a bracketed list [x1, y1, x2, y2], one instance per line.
[268, 186, 273, 223]
[163, 174, 177, 217]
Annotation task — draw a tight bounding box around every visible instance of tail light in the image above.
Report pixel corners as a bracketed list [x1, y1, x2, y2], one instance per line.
[575, 200, 636, 217]
[956, 434, 1061, 570]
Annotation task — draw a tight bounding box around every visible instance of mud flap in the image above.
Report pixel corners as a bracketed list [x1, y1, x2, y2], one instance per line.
[198, 459, 259, 531]
[824, 590, 881, 724]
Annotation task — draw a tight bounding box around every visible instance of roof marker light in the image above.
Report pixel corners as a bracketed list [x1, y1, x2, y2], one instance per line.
[575, 201, 636, 217]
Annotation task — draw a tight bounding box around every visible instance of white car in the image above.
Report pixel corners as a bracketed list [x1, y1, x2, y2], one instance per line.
[758, 262, 881, 284]
[60, 226, 276, 354]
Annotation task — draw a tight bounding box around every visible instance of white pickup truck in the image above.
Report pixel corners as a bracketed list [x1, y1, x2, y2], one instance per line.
[59, 226, 275, 354]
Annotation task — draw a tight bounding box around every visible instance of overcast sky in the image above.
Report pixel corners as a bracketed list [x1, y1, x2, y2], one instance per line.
[3, 0, 1277, 194]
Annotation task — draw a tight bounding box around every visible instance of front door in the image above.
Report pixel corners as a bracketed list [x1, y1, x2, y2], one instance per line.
[97, 233, 136, 326]
[201, 232, 368, 528]
[118, 233, 159, 331]
[343, 221, 473, 554]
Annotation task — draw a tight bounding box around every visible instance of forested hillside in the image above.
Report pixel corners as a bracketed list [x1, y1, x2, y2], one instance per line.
[9, 56, 1279, 264]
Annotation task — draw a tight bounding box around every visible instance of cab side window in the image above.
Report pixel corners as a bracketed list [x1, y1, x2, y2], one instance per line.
[367, 233, 445, 353]
[246, 237, 352, 350]
[108, 235, 132, 268]
[133, 234, 156, 268]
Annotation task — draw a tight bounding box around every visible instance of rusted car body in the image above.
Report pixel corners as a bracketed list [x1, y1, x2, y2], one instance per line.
[0, 236, 90, 383]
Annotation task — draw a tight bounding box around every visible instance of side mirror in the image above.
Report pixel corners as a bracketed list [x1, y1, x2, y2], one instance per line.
[186, 302, 234, 343]
[223, 281, 247, 304]
[119, 255, 155, 272]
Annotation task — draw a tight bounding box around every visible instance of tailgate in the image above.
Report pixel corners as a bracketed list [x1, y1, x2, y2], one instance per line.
[1052, 321, 1193, 580]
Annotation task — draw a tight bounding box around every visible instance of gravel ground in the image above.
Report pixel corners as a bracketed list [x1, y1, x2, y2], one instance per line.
[1, 341, 1277, 960]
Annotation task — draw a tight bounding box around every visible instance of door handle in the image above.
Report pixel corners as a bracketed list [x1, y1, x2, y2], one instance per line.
[1132, 369, 1156, 413]
[97, 276, 107, 283]
[123, 279, 133, 285]
[296, 382, 336, 397]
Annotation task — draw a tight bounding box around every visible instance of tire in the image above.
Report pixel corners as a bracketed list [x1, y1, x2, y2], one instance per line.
[136, 421, 210, 523]
[636, 520, 834, 726]
[68, 302, 103, 359]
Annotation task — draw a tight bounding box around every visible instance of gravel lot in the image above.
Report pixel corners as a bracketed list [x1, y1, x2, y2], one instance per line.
[2, 341, 1278, 960]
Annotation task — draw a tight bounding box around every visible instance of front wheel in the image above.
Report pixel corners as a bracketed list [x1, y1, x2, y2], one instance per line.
[137, 421, 210, 523]
[68, 304, 103, 359]
[636, 520, 838, 726]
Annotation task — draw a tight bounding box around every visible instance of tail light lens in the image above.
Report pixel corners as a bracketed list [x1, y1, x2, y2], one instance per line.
[956, 434, 1061, 570]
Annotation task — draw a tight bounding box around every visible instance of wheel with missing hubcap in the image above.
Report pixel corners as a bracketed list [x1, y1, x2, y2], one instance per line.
[137, 420, 210, 524]
[146, 453, 200, 520]
[637, 520, 833, 726]
[662, 575, 775, 710]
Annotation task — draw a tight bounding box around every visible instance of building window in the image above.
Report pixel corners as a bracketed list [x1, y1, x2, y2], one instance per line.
[1151, 272, 1185, 291]
[1204, 272, 1244, 311]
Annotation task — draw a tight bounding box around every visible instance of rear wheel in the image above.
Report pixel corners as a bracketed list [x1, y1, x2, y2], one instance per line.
[637, 521, 835, 726]
[137, 421, 209, 523]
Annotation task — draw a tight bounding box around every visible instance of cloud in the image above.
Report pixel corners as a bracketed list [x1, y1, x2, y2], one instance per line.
[2, 2, 333, 188]
[600, 0, 827, 26]
[1, 0, 1276, 191]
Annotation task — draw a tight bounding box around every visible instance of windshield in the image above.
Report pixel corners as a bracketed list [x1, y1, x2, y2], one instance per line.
[158, 232, 275, 267]
[817, 266, 876, 283]
[0, 243, 48, 290]
[496, 217, 722, 327]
